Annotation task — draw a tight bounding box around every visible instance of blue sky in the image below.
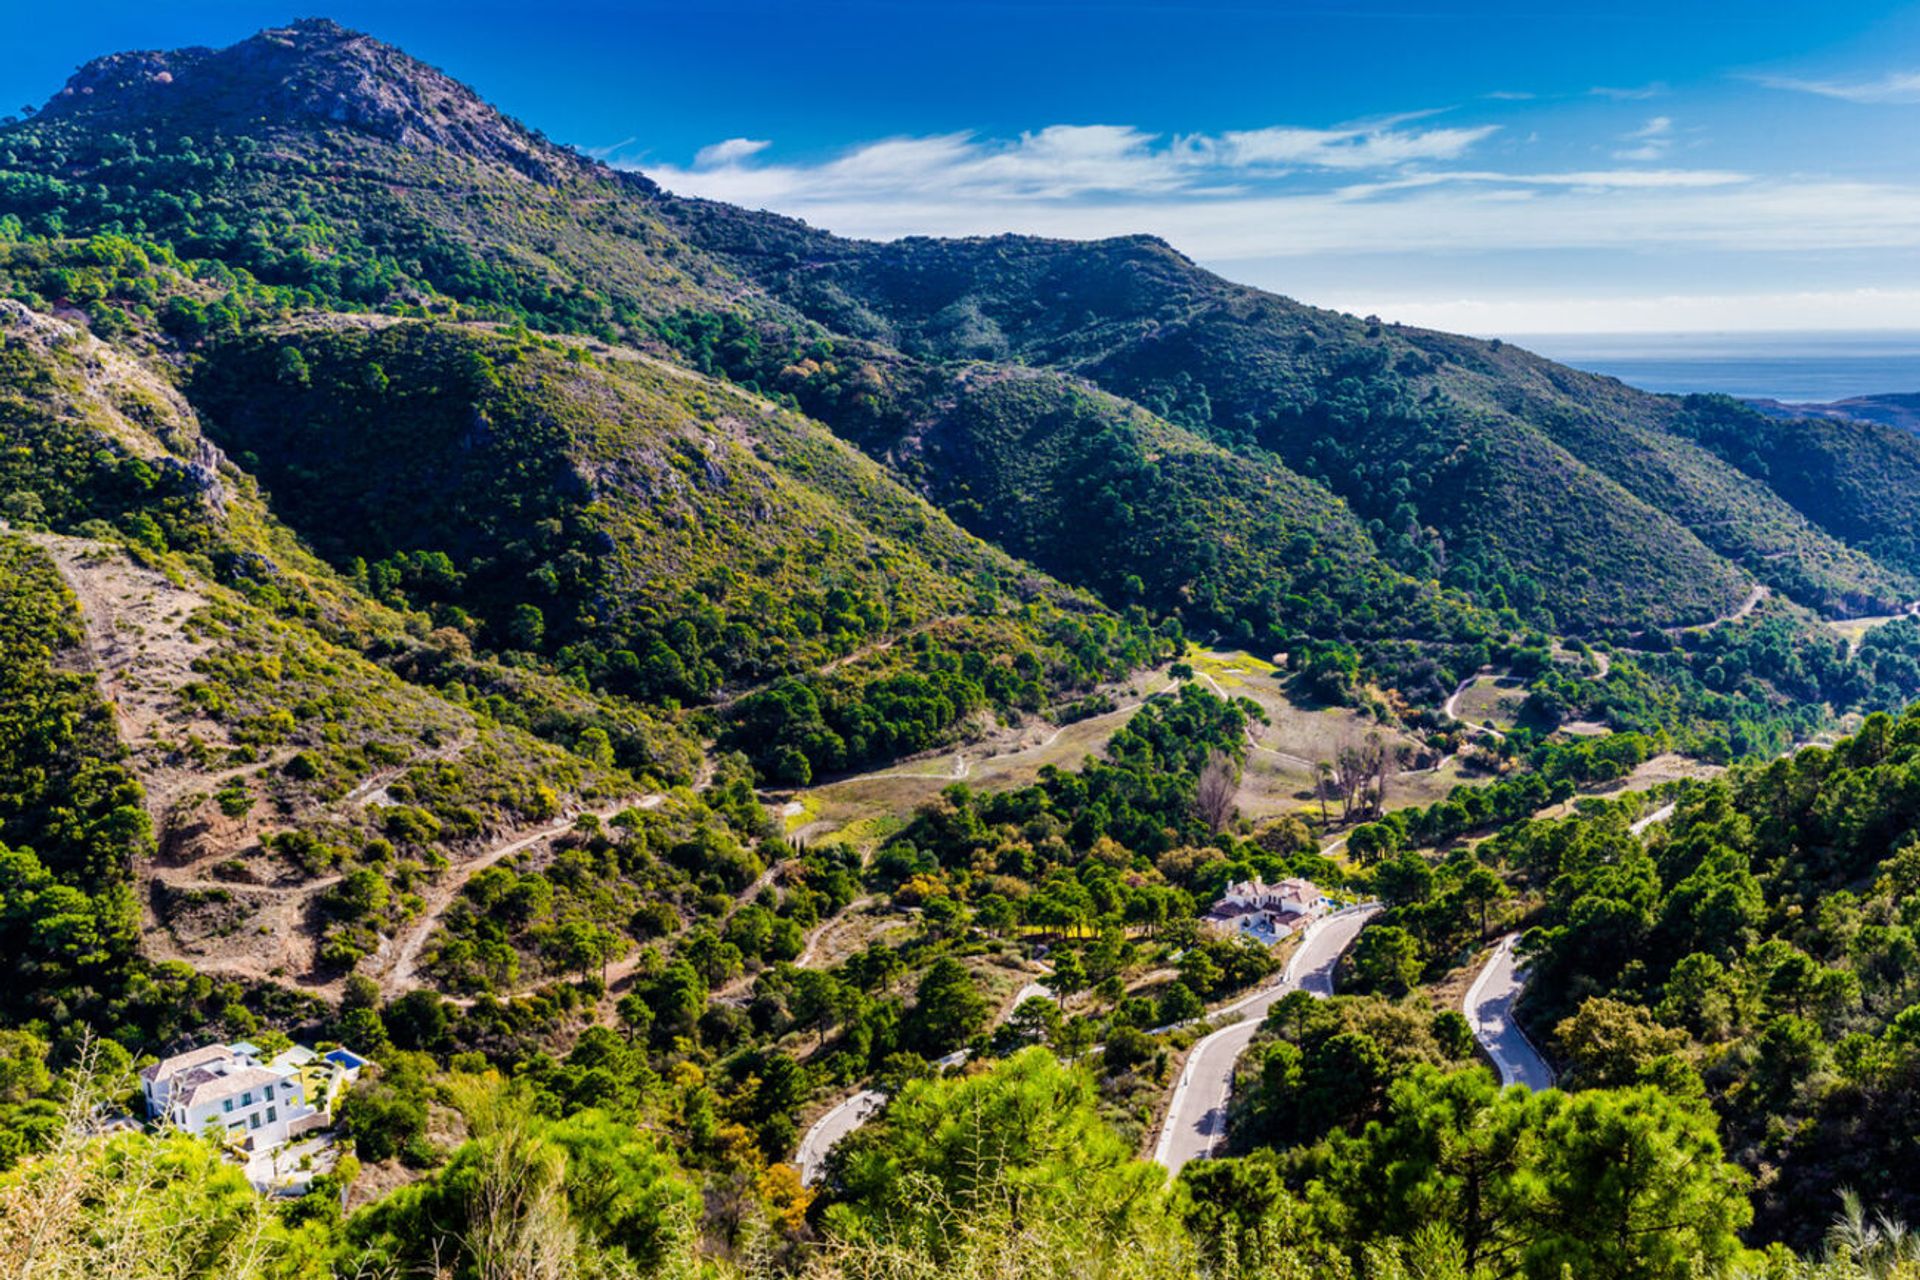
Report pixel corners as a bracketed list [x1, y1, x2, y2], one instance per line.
[9, 1, 1920, 332]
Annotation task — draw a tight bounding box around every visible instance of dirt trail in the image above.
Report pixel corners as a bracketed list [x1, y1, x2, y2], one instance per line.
[1668, 583, 1769, 636]
[341, 726, 478, 809]
[1443, 672, 1509, 740]
[379, 795, 662, 996]
[796, 896, 879, 969]
[440, 948, 652, 1012]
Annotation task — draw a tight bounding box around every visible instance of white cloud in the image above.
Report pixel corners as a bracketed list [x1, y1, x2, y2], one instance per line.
[1613, 115, 1674, 162]
[1218, 122, 1499, 169]
[656, 169, 1920, 264]
[1754, 70, 1920, 105]
[1590, 83, 1668, 100]
[646, 116, 1501, 207]
[692, 137, 771, 168]
[639, 118, 1920, 297]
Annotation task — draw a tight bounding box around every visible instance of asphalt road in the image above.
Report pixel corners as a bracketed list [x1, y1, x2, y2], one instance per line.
[1462, 933, 1554, 1091]
[795, 1088, 885, 1184]
[1151, 905, 1380, 1174]
[795, 977, 1053, 1185]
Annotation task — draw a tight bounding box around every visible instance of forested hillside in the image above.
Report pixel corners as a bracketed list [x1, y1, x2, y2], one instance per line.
[666, 211, 1920, 634]
[2, 17, 1920, 1280]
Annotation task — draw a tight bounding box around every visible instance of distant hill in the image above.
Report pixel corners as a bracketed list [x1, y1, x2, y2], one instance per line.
[1751, 391, 1920, 436]
[661, 207, 1920, 628]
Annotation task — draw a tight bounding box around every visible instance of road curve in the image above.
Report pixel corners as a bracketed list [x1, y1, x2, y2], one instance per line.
[1152, 904, 1380, 1174]
[1442, 672, 1508, 740]
[794, 975, 1052, 1184]
[1462, 933, 1554, 1091]
[795, 1089, 884, 1183]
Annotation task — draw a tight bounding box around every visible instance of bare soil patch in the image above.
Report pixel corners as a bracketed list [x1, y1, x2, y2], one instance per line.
[28, 532, 230, 820]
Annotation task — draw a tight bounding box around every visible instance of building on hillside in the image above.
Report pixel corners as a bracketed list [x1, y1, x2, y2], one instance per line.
[140, 1040, 367, 1156]
[1203, 876, 1327, 943]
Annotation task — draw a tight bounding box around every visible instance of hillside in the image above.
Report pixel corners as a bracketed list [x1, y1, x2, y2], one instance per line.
[663, 211, 1920, 632]
[0, 17, 1916, 887]
[0, 17, 1901, 664]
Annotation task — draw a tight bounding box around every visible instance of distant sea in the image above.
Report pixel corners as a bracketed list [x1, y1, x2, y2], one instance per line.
[1505, 331, 1920, 404]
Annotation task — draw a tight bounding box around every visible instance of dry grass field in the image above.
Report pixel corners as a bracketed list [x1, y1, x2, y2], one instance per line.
[787, 647, 1507, 849]
[1453, 675, 1530, 731]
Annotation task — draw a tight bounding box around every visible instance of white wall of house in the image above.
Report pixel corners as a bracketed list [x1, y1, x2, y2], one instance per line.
[176, 1072, 313, 1148]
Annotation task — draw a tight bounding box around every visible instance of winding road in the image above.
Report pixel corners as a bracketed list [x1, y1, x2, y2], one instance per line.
[1462, 790, 1688, 1090]
[1462, 934, 1554, 1091]
[795, 1088, 886, 1182]
[1151, 904, 1380, 1174]
[1442, 672, 1509, 740]
[794, 971, 1056, 1184]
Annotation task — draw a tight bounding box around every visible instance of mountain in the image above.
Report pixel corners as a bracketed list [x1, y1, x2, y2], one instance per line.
[4, 17, 1920, 979]
[659, 208, 1920, 628]
[7, 21, 1920, 1274]
[15, 17, 1919, 665]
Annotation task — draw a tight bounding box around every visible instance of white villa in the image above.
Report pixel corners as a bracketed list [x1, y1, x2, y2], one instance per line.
[1203, 876, 1327, 942]
[141, 1040, 366, 1155]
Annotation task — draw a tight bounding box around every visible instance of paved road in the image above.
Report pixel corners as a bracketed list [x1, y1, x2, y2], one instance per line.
[1152, 905, 1379, 1174]
[795, 975, 1053, 1185]
[795, 1088, 885, 1183]
[1462, 934, 1554, 1091]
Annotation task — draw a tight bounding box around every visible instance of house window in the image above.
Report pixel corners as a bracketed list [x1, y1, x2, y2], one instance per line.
[249, 1113, 261, 1129]
[267, 1107, 277, 1123]
[241, 1091, 253, 1106]
[222, 1099, 233, 1114]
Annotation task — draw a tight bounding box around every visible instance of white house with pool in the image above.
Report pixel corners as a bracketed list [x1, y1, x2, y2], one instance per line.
[141, 1041, 366, 1153]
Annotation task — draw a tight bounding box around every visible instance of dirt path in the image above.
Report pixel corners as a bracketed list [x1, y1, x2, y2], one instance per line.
[1443, 672, 1508, 739]
[1669, 583, 1769, 636]
[340, 727, 477, 809]
[795, 896, 881, 969]
[379, 795, 662, 996]
[440, 947, 652, 1012]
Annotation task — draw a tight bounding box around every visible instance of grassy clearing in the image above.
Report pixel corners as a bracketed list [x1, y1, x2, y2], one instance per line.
[788, 646, 1510, 840]
[1455, 675, 1529, 731]
[1189, 648, 1482, 821]
[1828, 613, 1909, 648]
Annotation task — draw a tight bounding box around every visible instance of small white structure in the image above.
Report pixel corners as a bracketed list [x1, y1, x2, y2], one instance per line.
[1204, 876, 1327, 942]
[141, 1042, 324, 1152]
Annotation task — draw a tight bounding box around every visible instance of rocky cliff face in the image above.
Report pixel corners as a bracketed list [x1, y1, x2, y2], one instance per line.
[42, 18, 568, 180]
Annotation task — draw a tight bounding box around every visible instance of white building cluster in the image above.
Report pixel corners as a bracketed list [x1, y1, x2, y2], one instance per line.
[1203, 876, 1327, 942]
